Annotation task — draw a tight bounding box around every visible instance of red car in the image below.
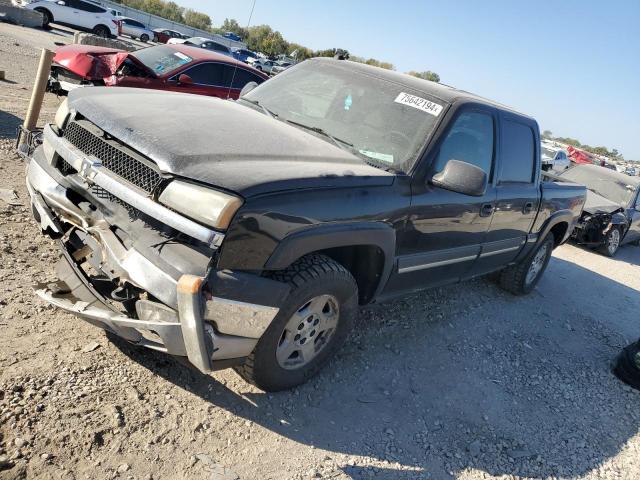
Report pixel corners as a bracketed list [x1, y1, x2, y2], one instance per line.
[153, 28, 186, 43]
[48, 44, 268, 99]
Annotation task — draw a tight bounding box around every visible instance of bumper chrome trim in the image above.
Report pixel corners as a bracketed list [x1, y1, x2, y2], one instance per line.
[43, 125, 224, 248]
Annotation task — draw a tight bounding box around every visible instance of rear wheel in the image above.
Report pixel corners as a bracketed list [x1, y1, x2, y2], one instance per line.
[234, 254, 358, 391]
[35, 8, 52, 29]
[93, 25, 110, 38]
[140, 34, 149, 43]
[600, 227, 621, 257]
[499, 234, 554, 295]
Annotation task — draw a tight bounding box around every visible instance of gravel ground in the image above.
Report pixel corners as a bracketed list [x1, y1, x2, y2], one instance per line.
[1, 23, 640, 480]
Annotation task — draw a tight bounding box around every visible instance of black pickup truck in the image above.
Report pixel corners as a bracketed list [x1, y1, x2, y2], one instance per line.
[25, 58, 586, 391]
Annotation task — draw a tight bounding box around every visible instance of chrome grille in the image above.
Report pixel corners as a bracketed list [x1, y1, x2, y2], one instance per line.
[64, 121, 162, 194]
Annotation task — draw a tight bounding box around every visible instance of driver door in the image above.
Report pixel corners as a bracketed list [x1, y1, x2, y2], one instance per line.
[382, 106, 498, 296]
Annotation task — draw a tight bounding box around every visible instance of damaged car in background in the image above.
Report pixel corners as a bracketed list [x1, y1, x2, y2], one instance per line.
[25, 59, 585, 391]
[48, 44, 267, 98]
[555, 164, 640, 256]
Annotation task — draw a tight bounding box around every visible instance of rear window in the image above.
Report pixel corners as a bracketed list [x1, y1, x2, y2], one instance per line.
[131, 46, 192, 76]
[500, 120, 535, 183]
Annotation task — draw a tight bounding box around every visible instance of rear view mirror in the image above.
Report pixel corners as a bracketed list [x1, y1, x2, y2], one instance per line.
[177, 74, 193, 85]
[239, 81, 258, 97]
[431, 159, 487, 196]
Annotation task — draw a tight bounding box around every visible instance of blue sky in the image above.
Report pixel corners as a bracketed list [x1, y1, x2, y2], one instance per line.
[181, 0, 640, 159]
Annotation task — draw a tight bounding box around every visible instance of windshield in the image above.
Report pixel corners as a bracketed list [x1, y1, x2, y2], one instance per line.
[561, 166, 637, 206]
[130, 46, 192, 76]
[541, 147, 556, 160]
[242, 60, 445, 172]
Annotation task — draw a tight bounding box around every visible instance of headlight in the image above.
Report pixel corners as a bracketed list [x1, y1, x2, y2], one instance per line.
[54, 98, 70, 131]
[158, 181, 242, 230]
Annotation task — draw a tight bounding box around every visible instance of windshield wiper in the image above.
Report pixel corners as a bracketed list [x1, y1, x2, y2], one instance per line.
[239, 98, 278, 119]
[285, 119, 353, 149]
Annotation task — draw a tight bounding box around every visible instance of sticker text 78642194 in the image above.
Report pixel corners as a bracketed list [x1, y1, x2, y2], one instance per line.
[394, 92, 443, 117]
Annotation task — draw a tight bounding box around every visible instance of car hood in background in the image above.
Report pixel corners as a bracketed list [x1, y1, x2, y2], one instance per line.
[583, 190, 624, 215]
[54, 45, 130, 80]
[67, 88, 394, 197]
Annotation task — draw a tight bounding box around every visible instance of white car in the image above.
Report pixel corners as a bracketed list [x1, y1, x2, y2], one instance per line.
[248, 58, 279, 74]
[541, 144, 571, 174]
[24, 0, 118, 38]
[118, 17, 153, 42]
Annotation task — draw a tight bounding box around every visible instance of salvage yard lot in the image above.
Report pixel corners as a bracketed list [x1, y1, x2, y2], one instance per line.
[1, 23, 640, 480]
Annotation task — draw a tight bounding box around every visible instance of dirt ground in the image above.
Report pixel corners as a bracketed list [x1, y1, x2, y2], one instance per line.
[1, 23, 640, 480]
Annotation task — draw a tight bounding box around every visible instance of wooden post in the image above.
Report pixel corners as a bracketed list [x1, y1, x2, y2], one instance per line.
[18, 48, 54, 153]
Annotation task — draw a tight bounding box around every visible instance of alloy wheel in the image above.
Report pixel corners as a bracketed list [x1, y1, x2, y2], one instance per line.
[276, 294, 339, 370]
[525, 243, 549, 285]
[607, 228, 620, 255]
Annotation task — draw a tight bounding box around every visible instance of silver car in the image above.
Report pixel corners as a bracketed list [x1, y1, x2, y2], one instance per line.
[118, 17, 154, 43]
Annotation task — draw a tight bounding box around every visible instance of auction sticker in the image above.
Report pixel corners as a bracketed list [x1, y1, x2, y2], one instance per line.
[394, 92, 443, 117]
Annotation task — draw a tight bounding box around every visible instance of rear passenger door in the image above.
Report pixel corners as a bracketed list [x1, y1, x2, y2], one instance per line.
[472, 113, 540, 275]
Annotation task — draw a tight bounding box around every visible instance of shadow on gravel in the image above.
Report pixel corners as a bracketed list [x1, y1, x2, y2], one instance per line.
[0, 110, 22, 139]
[110, 251, 640, 479]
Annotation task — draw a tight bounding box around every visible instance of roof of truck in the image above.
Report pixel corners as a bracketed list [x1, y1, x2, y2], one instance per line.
[311, 57, 533, 121]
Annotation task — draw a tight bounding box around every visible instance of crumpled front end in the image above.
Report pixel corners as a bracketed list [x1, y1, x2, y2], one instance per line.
[25, 121, 289, 372]
[571, 210, 625, 246]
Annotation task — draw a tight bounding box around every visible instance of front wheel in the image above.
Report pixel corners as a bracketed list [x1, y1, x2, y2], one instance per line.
[35, 8, 52, 29]
[93, 25, 110, 38]
[140, 34, 149, 43]
[499, 234, 554, 295]
[234, 254, 358, 391]
[600, 227, 621, 257]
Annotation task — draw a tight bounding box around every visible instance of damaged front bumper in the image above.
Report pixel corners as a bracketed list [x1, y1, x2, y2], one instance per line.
[26, 125, 289, 372]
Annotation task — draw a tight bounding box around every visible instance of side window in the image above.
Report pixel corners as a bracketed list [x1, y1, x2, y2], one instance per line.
[500, 120, 535, 183]
[432, 111, 495, 177]
[182, 63, 225, 86]
[132, 20, 144, 28]
[213, 43, 230, 53]
[229, 68, 264, 89]
[77, 1, 105, 12]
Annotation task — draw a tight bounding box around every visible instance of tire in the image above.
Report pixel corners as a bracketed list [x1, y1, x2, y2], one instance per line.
[256, 66, 263, 71]
[140, 34, 149, 43]
[499, 234, 554, 295]
[93, 25, 110, 38]
[234, 254, 358, 391]
[35, 8, 52, 29]
[599, 226, 621, 257]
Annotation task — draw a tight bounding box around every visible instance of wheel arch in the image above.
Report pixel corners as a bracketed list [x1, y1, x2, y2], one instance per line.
[34, 6, 53, 22]
[264, 222, 396, 304]
[539, 209, 576, 247]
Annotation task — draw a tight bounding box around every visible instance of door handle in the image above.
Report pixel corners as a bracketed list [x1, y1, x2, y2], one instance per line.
[480, 203, 494, 217]
[523, 202, 534, 214]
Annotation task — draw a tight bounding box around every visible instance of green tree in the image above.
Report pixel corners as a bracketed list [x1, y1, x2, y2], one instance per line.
[407, 70, 440, 82]
[216, 18, 248, 39]
[261, 31, 288, 56]
[245, 24, 273, 53]
[183, 9, 212, 30]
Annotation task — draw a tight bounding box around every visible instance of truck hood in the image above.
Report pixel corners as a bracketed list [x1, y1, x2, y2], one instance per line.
[68, 88, 394, 197]
[583, 190, 623, 215]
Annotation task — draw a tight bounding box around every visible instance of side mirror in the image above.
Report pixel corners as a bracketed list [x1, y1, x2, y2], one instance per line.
[431, 159, 488, 196]
[177, 74, 193, 85]
[239, 81, 258, 97]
